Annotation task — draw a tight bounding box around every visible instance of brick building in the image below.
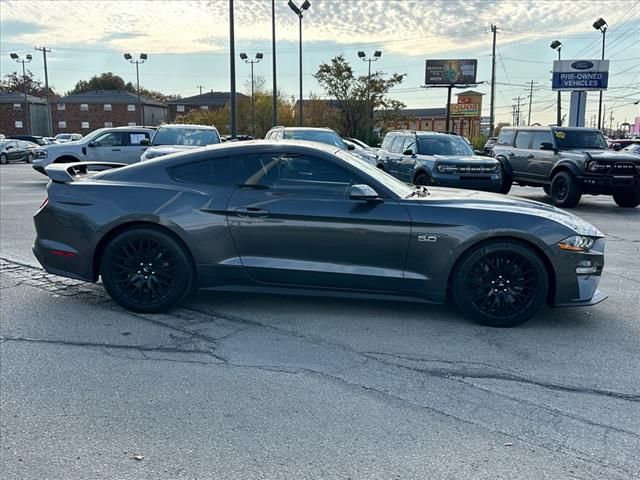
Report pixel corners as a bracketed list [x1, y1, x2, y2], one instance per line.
[0, 91, 48, 136]
[167, 91, 248, 122]
[52, 90, 167, 135]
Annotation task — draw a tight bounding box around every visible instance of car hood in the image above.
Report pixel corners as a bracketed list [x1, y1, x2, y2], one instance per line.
[419, 154, 498, 164]
[411, 186, 601, 236]
[582, 149, 640, 163]
[146, 145, 207, 155]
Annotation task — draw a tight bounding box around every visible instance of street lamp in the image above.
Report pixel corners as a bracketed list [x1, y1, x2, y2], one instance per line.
[357, 50, 382, 142]
[124, 52, 148, 125]
[592, 17, 607, 130]
[10, 53, 33, 134]
[240, 52, 263, 137]
[288, 0, 311, 126]
[550, 40, 562, 126]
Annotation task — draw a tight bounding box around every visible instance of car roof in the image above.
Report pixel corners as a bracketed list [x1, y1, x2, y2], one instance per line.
[274, 126, 334, 132]
[500, 126, 602, 132]
[156, 124, 217, 130]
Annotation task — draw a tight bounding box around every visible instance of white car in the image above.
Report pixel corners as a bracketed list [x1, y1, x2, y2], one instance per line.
[33, 126, 155, 174]
[140, 124, 220, 161]
[54, 133, 83, 143]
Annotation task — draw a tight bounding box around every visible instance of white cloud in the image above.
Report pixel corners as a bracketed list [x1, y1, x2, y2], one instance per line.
[2, 0, 638, 55]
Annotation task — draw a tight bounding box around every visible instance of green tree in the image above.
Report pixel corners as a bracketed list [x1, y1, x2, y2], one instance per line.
[314, 55, 406, 142]
[0, 70, 55, 97]
[67, 72, 179, 102]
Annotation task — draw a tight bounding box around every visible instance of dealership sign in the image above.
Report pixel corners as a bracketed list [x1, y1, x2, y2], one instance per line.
[450, 103, 480, 116]
[552, 60, 609, 91]
[425, 59, 477, 85]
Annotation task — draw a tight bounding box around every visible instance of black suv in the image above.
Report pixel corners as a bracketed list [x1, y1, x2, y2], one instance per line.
[492, 127, 640, 208]
[376, 131, 502, 192]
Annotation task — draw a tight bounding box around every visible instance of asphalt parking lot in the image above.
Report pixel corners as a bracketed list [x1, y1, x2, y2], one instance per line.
[1, 163, 639, 479]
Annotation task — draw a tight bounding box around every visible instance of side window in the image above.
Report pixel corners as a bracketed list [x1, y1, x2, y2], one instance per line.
[402, 136, 416, 154]
[128, 132, 151, 145]
[514, 131, 533, 149]
[497, 129, 515, 146]
[169, 158, 236, 185]
[94, 132, 124, 147]
[390, 135, 405, 154]
[532, 131, 554, 149]
[380, 134, 394, 151]
[234, 153, 360, 197]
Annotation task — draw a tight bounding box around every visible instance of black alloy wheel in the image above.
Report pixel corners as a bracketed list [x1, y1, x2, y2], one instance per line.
[414, 172, 432, 186]
[453, 241, 548, 327]
[550, 171, 582, 208]
[101, 228, 194, 313]
[26, 153, 33, 163]
[613, 191, 640, 208]
[0, 154, 7, 165]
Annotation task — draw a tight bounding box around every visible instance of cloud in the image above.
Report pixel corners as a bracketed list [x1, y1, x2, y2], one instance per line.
[1, 0, 638, 56]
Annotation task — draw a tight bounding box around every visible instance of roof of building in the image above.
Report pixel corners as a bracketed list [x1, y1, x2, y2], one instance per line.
[57, 90, 166, 107]
[167, 91, 248, 106]
[456, 90, 484, 96]
[375, 107, 448, 118]
[0, 91, 47, 105]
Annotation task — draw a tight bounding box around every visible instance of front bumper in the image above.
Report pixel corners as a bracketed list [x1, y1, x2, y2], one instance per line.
[578, 174, 640, 193]
[430, 172, 502, 192]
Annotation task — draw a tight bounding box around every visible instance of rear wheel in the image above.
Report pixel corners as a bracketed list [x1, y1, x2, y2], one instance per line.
[550, 171, 582, 208]
[26, 153, 33, 164]
[452, 241, 548, 327]
[613, 191, 640, 208]
[414, 172, 432, 186]
[100, 228, 194, 313]
[498, 168, 512, 194]
[0, 154, 7, 165]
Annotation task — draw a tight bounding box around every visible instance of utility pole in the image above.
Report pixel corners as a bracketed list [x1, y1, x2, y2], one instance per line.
[512, 104, 516, 126]
[34, 46, 52, 136]
[609, 109, 614, 137]
[197, 85, 204, 95]
[513, 96, 523, 126]
[489, 24, 498, 136]
[527, 80, 538, 125]
[271, 0, 277, 126]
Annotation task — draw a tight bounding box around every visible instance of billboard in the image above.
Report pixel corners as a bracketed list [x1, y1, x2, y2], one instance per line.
[425, 59, 477, 85]
[552, 60, 609, 91]
[450, 103, 480, 116]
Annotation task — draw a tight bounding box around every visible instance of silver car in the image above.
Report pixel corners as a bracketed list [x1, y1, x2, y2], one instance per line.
[140, 124, 221, 161]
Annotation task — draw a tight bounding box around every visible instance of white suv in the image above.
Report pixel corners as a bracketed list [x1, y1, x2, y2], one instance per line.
[32, 126, 155, 174]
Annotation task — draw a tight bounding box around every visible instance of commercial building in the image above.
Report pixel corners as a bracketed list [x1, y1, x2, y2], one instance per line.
[167, 91, 248, 122]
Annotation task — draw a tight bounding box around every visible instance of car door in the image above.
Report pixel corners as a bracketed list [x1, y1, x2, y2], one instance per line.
[86, 132, 125, 162]
[510, 130, 534, 177]
[122, 131, 152, 163]
[528, 130, 557, 181]
[397, 135, 418, 182]
[225, 151, 412, 291]
[385, 135, 406, 177]
[7, 141, 23, 162]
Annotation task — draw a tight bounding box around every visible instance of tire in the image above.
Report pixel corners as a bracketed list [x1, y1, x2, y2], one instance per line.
[100, 228, 194, 313]
[414, 172, 432, 186]
[498, 169, 512, 194]
[613, 190, 640, 208]
[452, 240, 548, 327]
[550, 171, 582, 208]
[542, 185, 551, 196]
[26, 153, 33, 164]
[376, 164, 385, 171]
[0, 154, 7, 165]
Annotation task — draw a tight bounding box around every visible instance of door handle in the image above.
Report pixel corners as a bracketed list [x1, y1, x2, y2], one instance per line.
[508, 152, 515, 157]
[234, 207, 270, 218]
[527, 154, 535, 158]
[111, 148, 122, 151]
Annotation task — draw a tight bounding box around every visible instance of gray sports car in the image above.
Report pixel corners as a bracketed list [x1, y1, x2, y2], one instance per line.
[33, 141, 607, 327]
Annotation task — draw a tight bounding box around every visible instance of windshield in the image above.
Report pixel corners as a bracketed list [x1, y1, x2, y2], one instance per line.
[417, 136, 474, 156]
[335, 150, 414, 198]
[284, 130, 347, 149]
[56, 134, 72, 140]
[553, 129, 607, 150]
[152, 127, 220, 146]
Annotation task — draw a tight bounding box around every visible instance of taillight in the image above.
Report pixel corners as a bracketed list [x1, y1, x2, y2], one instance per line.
[39, 197, 48, 210]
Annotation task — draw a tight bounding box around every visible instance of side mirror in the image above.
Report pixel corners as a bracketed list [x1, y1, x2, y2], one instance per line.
[140, 138, 150, 146]
[403, 149, 415, 156]
[540, 142, 555, 151]
[346, 143, 355, 150]
[349, 184, 380, 201]
[612, 143, 621, 151]
[88, 141, 98, 148]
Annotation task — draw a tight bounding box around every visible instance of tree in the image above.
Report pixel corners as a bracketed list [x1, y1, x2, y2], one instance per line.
[0, 69, 55, 97]
[67, 72, 180, 102]
[314, 55, 406, 142]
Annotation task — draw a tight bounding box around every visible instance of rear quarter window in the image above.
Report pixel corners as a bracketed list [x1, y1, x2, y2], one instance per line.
[170, 160, 217, 185]
[497, 130, 515, 146]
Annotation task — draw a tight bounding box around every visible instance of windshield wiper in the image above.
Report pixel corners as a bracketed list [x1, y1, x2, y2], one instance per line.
[405, 185, 430, 198]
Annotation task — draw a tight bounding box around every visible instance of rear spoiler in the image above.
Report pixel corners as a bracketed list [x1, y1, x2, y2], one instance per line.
[44, 162, 128, 183]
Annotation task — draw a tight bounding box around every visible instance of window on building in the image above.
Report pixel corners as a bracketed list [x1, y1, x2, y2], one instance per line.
[57, 104, 65, 110]
[104, 121, 113, 128]
[128, 104, 136, 111]
[58, 121, 67, 128]
[15, 121, 23, 129]
[81, 121, 90, 129]
[200, 105, 209, 110]
[80, 104, 89, 111]
[177, 105, 185, 112]
[104, 104, 112, 111]
[13, 103, 21, 111]
[128, 122, 136, 126]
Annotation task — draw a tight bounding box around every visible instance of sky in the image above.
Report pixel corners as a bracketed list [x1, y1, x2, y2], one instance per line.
[1, 0, 639, 128]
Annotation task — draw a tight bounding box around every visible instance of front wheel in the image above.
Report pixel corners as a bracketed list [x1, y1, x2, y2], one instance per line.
[0, 154, 7, 165]
[452, 241, 548, 327]
[550, 171, 582, 208]
[26, 153, 33, 164]
[100, 228, 194, 313]
[414, 172, 432, 186]
[498, 169, 512, 194]
[613, 191, 640, 208]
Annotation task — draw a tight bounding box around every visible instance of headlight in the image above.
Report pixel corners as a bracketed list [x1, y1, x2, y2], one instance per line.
[583, 160, 608, 172]
[35, 149, 48, 159]
[558, 235, 595, 252]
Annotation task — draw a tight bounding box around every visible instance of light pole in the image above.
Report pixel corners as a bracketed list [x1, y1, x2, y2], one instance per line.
[288, 0, 310, 127]
[10, 53, 33, 134]
[124, 52, 147, 125]
[34, 47, 52, 136]
[271, 0, 277, 126]
[357, 50, 382, 143]
[550, 40, 562, 126]
[240, 52, 263, 137]
[592, 17, 607, 131]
